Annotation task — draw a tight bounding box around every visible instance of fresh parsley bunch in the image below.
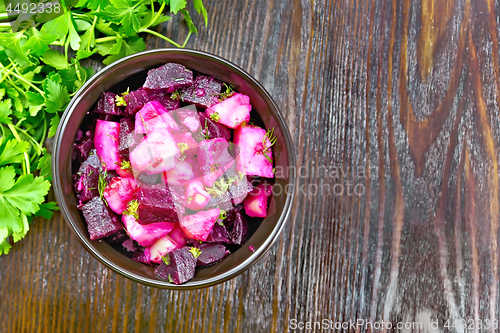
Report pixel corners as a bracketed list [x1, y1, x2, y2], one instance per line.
[0, 0, 208, 255]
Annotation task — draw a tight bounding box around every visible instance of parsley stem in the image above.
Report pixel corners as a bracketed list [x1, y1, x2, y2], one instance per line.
[182, 32, 192, 48]
[95, 36, 117, 43]
[0, 65, 16, 86]
[8, 71, 44, 95]
[16, 127, 44, 154]
[7, 124, 30, 175]
[150, 2, 166, 26]
[141, 28, 183, 48]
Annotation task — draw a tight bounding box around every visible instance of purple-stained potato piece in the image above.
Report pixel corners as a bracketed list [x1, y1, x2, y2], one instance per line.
[243, 182, 272, 218]
[154, 246, 197, 284]
[197, 112, 231, 142]
[195, 243, 228, 267]
[122, 214, 176, 247]
[205, 93, 251, 129]
[81, 197, 123, 241]
[205, 222, 231, 243]
[173, 106, 201, 134]
[143, 63, 193, 93]
[94, 92, 126, 116]
[197, 138, 234, 187]
[180, 75, 222, 108]
[118, 118, 141, 160]
[125, 88, 180, 115]
[179, 208, 220, 241]
[94, 119, 121, 170]
[136, 187, 180, 224]
[121, 239, 137, 252]
[74, 165, 99, 204]
[134, 101, 179, 135]
[130, 129, 180, 174]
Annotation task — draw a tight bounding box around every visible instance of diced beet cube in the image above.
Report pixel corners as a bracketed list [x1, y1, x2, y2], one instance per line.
[94, 92, 126, 116]
[243, 183, 272, 217]
[94, 119, 121, 171]
[179, 208, 220, 241]
[72, 137, 94, 167]
[81, 197, 123, 240]
[180, 75, 222, 108]
[74, 165, 99, 204]
[136, 187, 181, 224]
[206, 222, 231, 243]
[184, 179, 210, 211]
[103, 177, 138, 214]
[146, 227, 186, 263]
[206, 93, 251, 129]
[164, 160, 195, 185]
[125, 88, 180, 115]
[197, 112, 231, 142]
[154, 246, 197, 284]
[78, 149, 103, 173]
[124, 88, 150, 115]
[143, 63, 193, 92]
[167, 184, 187, 218]
[195, 243, 228, 267]
[122, 214, 176, 247]
[148, 90, 181, 111]
[132, 250, 152, 265]
[197, 138, 234, 187]
[174, 106, 201, 133]
[118, 118, 141, 160]
[225, 207, 248, 245]
[104, 229, 129, 244]
[233, 125, 274, 178]
[134, 101, 180, 135]
[130, 129, 181, 174]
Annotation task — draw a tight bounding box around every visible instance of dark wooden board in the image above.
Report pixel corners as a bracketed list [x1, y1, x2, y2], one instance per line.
[2, 0, 500, 331]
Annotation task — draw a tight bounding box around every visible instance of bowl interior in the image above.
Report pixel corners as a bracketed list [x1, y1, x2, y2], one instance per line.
[53, 49, 295, 289]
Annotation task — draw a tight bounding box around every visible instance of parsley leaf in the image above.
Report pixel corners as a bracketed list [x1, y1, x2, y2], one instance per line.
[40, 49, 69, 70]
[180, 9, 198, 34]
[98, 0, 148, 36]
[0, 139, 29, 166]
[0, 100, 12, 125]
[22, 27, 58, 56]
[193, 0, 208, 26]
[0, 166, 50, 238]
[48, 113, 61, 138]
[43, 74, 70, 113]
[0, 33, 32, 66]
[169, 0, 187, 14]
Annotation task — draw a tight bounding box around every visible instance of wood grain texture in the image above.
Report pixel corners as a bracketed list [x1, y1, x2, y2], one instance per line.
[2, 0, 500, 331]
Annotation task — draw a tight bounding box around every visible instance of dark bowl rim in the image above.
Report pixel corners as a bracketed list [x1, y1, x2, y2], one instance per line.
[52, 48, 296, 289]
